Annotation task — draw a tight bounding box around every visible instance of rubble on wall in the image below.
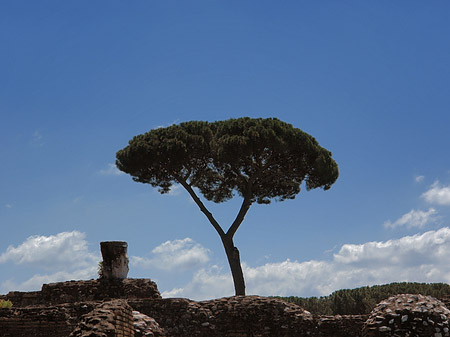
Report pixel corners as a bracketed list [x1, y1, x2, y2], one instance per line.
[363, 294, 450, 337]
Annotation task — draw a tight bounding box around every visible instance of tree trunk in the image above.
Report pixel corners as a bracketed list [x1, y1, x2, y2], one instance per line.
[177, 179, 247, 296]
[222, 237, 246, 296]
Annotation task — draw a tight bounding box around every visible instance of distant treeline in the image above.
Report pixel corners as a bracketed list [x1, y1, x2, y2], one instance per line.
[275, 282, 450, 315]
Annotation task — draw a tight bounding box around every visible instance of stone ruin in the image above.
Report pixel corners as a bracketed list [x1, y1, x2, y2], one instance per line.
[100, 241, 129, 279]
[363, 294, 450, 337]
[1, 241, 450, 336]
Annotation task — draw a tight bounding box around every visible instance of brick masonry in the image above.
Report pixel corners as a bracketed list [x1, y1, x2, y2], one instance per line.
[1, 279, 450, 336]
[70, 300, 135, 337]
[129, 296, 367, 337]
[0, 302, 96, 337]
[4, 278, 161, 307]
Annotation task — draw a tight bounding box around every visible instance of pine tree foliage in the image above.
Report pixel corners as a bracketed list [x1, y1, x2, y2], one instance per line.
[276, 282, 450, 315]
[116, 117, 339, 296]
[116, 117, 338, 202]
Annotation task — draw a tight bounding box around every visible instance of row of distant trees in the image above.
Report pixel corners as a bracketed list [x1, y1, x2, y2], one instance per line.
[276, 282, 450, 315]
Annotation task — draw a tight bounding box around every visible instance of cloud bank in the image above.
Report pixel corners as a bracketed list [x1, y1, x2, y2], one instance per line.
[4, 228, 450, 301]
[0, 231, 98, 270]
[0, 231, 99, 293]
[162, 228, 450, 300]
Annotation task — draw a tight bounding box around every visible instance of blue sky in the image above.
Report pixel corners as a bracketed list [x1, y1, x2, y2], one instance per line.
[1, 1, 450, 300]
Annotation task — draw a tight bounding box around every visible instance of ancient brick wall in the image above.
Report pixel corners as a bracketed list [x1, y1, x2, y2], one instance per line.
[0, 301, 136, 337]
[5, 278, 160, 307]
[1, 279, 159, 337]
[1, 293, 368, 337]
[0, 303, 95, 337]
[129, 296, 367, 337]
[70, 300, 135, 337]
[3, 279, 450, 337]
[2, 291, 41, 307]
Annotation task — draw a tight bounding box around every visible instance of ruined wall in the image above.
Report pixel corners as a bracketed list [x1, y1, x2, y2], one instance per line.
[3, 279, 450, 337]
[5, 278, 160, 307]
[0, 303, 95, 337]
[0, 301, 137, 337]
[362, 294, 450, 337]
[0, 295, 374, 337]
[70, 300, 135, 337]
[1, 281, 368, 337]
[129, 296, 367, 337]
[1, 279, 160, 337]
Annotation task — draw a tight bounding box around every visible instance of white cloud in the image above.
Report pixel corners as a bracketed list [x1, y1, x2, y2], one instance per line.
[0, 231, 99, 271]
[1, 267, 97, 293]
[0, 231, 100, 293]
[333, 228, 449, 266]
[30, 130, 45, 147]
[161, 287, 185, 298]
[5, 204, 13, 209]
[383, 208, 438, 229]
[131, 238, 210, 271]
[422, 181, 450, 206]
[99, 163, 124, 176]
[162, 265, 234, 300]
[162, 228, 450, 300]
[415, 175, 425, 183]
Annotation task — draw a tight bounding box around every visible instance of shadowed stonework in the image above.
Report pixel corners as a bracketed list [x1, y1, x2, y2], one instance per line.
[100, 241, 129, 279]
[2, 279, 450, 336]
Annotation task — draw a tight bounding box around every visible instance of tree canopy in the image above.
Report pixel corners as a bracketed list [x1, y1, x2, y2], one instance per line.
[116, 117, 338, 203]
[116, 117, 339, 296]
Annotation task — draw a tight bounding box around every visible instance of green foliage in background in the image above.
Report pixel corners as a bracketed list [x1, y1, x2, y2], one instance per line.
[0, 299, 13, 308]
[276, 282, 450, 315]
[97, 261, 103, 278]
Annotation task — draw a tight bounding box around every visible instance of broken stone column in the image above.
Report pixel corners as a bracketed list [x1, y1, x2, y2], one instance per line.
[100, 241, 129, 279]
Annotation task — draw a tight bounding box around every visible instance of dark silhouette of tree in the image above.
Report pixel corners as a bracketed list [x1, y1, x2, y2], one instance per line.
[116, 117, 339, 296]
[277, 282, 450, 315]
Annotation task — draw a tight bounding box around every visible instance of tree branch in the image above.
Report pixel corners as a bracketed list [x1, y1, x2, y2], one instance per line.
[226, 195, 252, 240]
[176, 177, 226, 238]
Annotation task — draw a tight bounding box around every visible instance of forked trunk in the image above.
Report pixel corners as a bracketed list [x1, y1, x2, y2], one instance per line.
[223, 238, 246, 296]
[177, 179, 248, 296]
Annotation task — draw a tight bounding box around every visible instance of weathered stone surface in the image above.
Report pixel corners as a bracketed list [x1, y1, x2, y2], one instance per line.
[129, 295, 366, 337]
[4, 279, 450, 337]
[100, 241, 129, 279]
[133, 310, 165, 337]
[362, 294, 450, 337]
[5, 278, 161, 306]
[70, 300, 134, 337]
[0, 302, 95, 337]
